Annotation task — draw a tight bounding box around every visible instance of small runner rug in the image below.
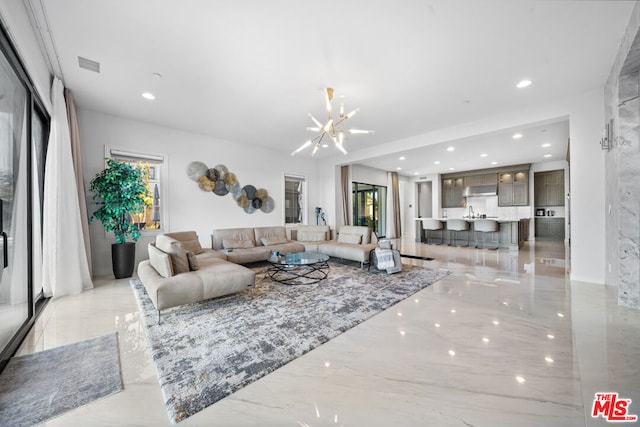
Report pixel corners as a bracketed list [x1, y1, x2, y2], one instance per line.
[0, 333, 123, 427]
[131, 261, 448, 423]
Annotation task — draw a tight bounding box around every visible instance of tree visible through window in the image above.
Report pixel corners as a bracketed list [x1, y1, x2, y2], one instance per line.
[110, 149, 164, 232]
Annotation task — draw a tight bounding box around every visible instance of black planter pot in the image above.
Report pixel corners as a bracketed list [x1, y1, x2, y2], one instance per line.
[112, 242, 136, 279]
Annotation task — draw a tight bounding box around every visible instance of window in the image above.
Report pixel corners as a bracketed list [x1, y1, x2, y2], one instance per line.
[352, 182, 387, 236]
[109, 148, 165, 233]
[284, 175, 306, 224]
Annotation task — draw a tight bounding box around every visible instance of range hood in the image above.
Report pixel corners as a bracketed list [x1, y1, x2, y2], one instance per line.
[463, 184, 498, 197]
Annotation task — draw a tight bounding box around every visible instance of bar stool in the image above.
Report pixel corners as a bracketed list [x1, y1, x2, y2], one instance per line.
[446, 219, 470, 247]
[422, 219, 444, 245]
[474, 219, 499, 249]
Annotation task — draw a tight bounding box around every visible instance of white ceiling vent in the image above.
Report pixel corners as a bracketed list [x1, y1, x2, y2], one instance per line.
[78, 56, 100, 73]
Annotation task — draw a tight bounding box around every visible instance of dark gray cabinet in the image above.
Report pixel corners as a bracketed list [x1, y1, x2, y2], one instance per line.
[465, 173, 497, 186]
[535, 217, 565, 240]
[534, 170, 564, 207]
[442, 177, 465, 208]
[498, 170, 529, 206]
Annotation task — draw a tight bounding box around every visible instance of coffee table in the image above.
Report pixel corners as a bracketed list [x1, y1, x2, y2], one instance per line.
[266, 251, 330, 285]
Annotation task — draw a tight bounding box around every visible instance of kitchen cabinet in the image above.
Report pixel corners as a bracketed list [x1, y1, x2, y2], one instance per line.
[535, 217, 565, 240]
[498, 170, 529, 206]
[442, 177, 465, 208]
[534, 170, 565, 207]
[464, 173, 497, 186]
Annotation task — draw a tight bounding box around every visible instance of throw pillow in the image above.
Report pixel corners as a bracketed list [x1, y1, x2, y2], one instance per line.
[261, 236, 288, 246]
[298, 230, 326, 242]
[338, 232, 362, 245]
[186, 251, 199, 271]
[222, 239, 255, 249]
[180, 238, 203, 255]
[148, 243, 174, 278]
[156, 235, 190, 274]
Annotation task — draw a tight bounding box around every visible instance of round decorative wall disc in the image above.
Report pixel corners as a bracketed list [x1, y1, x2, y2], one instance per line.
[255, 188, 268, 201]
[206, 168, 220, 182]
[224, 172, 237, 185]
[244, 204, 256, 214]
[252, 198, 263, 209]
[197, 175, 214, 192]
[242, 185, 257, 200]
[187, 161, 208, 181]
[213, 179, 229, 195]
[261, 196, 274, 213]
[237, 194, 249, 208]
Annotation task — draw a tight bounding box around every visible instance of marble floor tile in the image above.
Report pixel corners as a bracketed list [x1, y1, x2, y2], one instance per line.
[10, 239, 639, 426]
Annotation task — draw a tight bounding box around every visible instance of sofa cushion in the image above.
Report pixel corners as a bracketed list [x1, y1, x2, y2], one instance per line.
[338, 232, 362, 245]
[223, 239, 255, 249]
[298, 230, 327, 242]
[338, 225, 371, 244]
[212, 227, 256, 251]
[165, 231, 204, 254]
[186, 251, 199, 271]
[148, 243, 174, 278]
[261, 236, 288, 246]
[156, 234, 190, 274]
[254, 226, 287, 246]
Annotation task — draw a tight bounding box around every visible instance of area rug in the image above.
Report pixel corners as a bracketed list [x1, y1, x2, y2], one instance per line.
[0, 333, 123, 427]
[131, 261, 447, 423]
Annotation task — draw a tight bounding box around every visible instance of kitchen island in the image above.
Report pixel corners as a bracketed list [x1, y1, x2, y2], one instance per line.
[415, 218, 530, 250]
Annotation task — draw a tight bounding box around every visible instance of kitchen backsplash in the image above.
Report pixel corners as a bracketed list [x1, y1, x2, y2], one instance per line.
[442, 196, 535, 219]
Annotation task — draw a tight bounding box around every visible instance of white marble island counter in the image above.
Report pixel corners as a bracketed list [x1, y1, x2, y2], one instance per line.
[415, 217, 530, 250]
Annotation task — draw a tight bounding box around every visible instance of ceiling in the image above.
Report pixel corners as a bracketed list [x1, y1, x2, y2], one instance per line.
[30, 0, 635, 175]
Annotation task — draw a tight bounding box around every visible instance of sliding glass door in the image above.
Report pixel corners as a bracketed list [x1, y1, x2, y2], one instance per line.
[352, 182, 387, 237]
[0, 23, 49, 371]
[0, 39, 30, 361]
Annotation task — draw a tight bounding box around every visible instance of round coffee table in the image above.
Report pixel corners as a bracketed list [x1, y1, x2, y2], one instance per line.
[266, 251, 330, 285]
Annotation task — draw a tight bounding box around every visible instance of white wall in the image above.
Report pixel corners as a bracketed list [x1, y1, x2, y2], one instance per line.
[0, 0, 52, 110]
[79, 109, 319, 277]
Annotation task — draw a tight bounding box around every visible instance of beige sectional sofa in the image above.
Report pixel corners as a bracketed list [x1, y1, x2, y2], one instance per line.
[137, 226, 380, 320]
[211, 226, 305, 264]
[137, 231, 255, 321]
[288, 224, 379, 268]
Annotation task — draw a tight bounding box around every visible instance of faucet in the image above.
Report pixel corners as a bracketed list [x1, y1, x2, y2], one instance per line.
[468, 205, 474, 218]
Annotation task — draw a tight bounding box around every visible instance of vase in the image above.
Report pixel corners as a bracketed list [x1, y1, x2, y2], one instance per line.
[112, 242, 136, 279]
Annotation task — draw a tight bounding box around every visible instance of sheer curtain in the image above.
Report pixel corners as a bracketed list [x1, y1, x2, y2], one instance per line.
[341, 165, 350, 226]
[42, 78, 93, 298]
[386, 172, 401, 238]
[65, 88, 92, 277]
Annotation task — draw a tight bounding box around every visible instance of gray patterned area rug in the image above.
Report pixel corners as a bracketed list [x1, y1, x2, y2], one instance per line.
[131, 260, 447, 423]
[0, 333, 122, 427]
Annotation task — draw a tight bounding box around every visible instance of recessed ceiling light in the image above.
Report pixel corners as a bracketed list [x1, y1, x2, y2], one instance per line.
[480, 153, 488, 157]
[491, 161, 498, 165]
[449, 167, 455, 171]
[434, 161, 440, 165]
[516, 79, 532, 88]
[512, 133, 523, 139]
[542, 143, 551, 148]
[322, 143, 328, 148]
[142, 92, 155, 100]
[399, 156, 405, 160]
[396, 167, 402, 170]
[544, 154, 552, 158]
[447, 146, 455, 152]
[413, 172, 419, 175]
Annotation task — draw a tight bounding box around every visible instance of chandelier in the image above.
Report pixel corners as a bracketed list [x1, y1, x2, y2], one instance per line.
[291, 87, 374, 156]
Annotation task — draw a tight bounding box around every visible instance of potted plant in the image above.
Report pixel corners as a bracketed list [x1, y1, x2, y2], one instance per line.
[90, 158, 149, 278]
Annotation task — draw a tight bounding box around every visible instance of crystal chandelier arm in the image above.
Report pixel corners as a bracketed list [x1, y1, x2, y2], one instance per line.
[330, 134, 348, 155]
[347, 129, 375, 134]
[291, 134, 323, 156]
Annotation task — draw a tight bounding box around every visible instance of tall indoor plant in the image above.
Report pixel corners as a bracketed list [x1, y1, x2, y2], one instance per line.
[90, 158, 149, 278]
